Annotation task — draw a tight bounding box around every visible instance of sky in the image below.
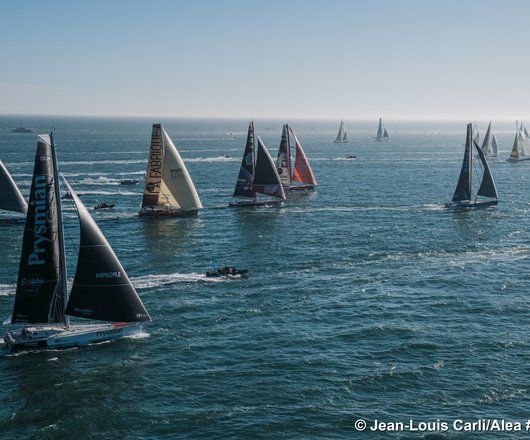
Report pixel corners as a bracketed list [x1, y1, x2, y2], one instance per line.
[1, 0, 530, 120]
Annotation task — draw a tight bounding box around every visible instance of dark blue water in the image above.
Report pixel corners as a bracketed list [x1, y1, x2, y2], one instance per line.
[1, 116, 530, 438]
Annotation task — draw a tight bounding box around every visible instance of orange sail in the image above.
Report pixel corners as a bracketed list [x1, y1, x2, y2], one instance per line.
[290, 128, 317, 186]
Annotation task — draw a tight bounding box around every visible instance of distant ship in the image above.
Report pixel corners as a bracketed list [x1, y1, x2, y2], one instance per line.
[139, 124, 202, 217]
[446, 123, 498, 209]
[375, 118, 389, 141]
[480, 122, 498, 159]
[12, 127, 33, 133]
[333, 119, 348, 143]
[276, 124, 317, 191]
[229, 121, 286, 207]
[507, 121, 530, 161]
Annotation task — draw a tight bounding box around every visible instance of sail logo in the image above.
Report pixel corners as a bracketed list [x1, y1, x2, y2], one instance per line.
[145, 182, 158, 193]
[96, 328, 123, 337]
[95, 271, 121, 279]
[21, 275, 44, 293]
[148, 138, 163, 180]
[28, 175, 50, 266]
[74, 307, 93, 316]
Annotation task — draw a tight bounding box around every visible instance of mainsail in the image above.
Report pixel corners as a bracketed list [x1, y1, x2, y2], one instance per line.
[233, 122, 256, 198]
[141, 124, 202, 211]
[376, 118, 384, 140]
[452, 124, 473, 202]
[63, 178, 151, 323]
[0, 160, 27, 214]
[290, 128, 317, 186]
[481, 122, 497, 156]
[276, 124, 292, 186]
[333, 120, 347, 143]
[510, 130, 526, 159]
[252, 137, 286, 199]
[12, 135, 65, 324]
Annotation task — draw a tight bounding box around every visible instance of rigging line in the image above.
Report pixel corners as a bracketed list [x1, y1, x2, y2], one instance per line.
[61, 190, 81, 257]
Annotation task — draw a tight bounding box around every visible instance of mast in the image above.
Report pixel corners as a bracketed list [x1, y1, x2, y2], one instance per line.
[286, 124, 292, 179]
[49, 132, 69, 327]
[252, 122, 257, 202]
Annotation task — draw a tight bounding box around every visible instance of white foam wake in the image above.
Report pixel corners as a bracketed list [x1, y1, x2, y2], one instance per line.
[0, 284, 15, 296]
[131, 272, 226, 289]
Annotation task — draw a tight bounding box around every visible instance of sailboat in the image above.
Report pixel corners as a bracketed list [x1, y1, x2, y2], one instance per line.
[333, 119, 348, 143]
[446, 123, 498, 209]
[0, 160, 27, 217]
[139, 124, 202, 217]
[276, 124, 317, 191]
[3, 134, 150, 351]
[481, 122, 498, 158]
[229, 122, 286, 207]
[375, 118, 389, 141]
[507, 122, 530, 161]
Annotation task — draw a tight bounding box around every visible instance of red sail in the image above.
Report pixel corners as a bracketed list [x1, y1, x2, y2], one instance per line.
[290, 128, 317, 185]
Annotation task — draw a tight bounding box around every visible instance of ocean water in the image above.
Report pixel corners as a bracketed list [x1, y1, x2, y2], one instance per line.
[1, 116, 530, 438]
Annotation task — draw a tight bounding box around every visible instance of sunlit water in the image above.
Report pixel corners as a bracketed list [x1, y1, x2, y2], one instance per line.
[0, 117, 529, 438]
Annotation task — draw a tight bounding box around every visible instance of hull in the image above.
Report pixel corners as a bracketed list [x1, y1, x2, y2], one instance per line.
[285, 183, 315, 191]
[139, 205, 199, 217]
[445, 200, 498, 209]
[3, 322, 142, 351]
[332, 140, 348, 144]
[507, 156, 530, 162]
[206, 269, 249, 278]
[229, 198, 283, 208]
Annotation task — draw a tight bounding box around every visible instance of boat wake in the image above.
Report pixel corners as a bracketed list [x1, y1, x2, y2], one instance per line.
[60, 159, 147, 166]
[76, 190, 138, 196]
[78, 176, 121, 186]
[0, 284, 14, 296]
[185, 156, 238, 163]
[131, 272, 228, 289]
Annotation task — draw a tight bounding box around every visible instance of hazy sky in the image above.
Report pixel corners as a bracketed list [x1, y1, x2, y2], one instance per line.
[1, 0, 530, 120]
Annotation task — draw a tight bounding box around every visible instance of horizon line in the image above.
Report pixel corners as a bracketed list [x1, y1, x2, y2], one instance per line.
[1, 113, 529, 123]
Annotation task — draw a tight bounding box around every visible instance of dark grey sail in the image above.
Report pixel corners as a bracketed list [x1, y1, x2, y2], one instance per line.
[233, 122, 256, 198]
[12, 135, 65, 324]
[0, 160, 27, 214]
[252, 137, 286, 199]
[474, 140, 498, 199]
[452, 124, 473, 202]
[276, 124, 292, 187]
[63, 178, 151, 323]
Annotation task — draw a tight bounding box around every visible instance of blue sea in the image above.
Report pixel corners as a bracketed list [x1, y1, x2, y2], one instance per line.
[1, 116, 530, 438]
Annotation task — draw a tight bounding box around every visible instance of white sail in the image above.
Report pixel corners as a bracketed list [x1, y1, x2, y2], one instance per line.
[333, 120, 347, 143]
[510, 130, 525, 159]
[481, 122, 495, 156]
[158, 128, 202, 210]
